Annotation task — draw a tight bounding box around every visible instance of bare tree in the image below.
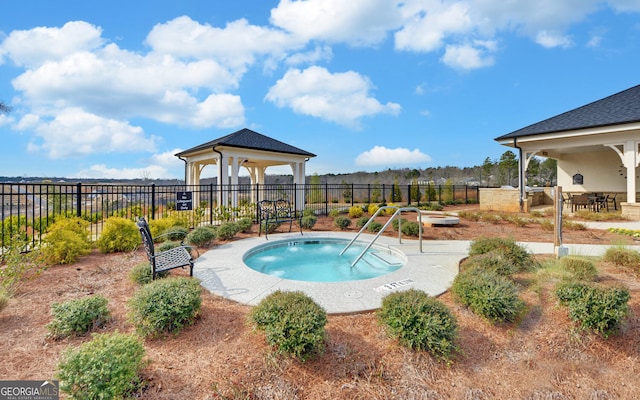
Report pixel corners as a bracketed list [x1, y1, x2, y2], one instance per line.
[0, 101, 11, 114]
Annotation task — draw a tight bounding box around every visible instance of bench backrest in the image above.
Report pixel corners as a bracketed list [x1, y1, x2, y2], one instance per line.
[136, 217, 156, 263]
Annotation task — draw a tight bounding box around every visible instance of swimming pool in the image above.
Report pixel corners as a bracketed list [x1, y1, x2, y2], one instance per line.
[243, 237, 406, 282]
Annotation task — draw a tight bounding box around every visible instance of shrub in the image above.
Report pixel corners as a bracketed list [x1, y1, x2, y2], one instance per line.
[560, 256, 598, 281]
[164, 226, 189, 241]
[96, 217, 140, 253]
[555, 281, 630, 337]
[334, 216, 351, 230]
[367, 221, 384, 233]
[129, 277, 202, 338]
[260, 220, 280, 234]
[479, 213, 502, 224]
[129, 262, 168, 285]
[186, 226, 217, 246]
[250, 290, 327, 361]
[355, 216, 370, 228]
[469, 237, 534, 272]
[0, 287, 9, 313]
[348, 206, 364, 218]
[301, 215, 317, 229]
[391, 217, 408, 231]
[47, 295, 110, 339]
[41, 217, 92, 265]
[57, 332, 146, 399]
[378, 289, 458, 360]
[401, 221, 421, 237]
[463, 252, 518, 276]
[157, 240, 181, 252]
[563, 220, 587, 231]
[217, 222, 240, 240]
[148, 217, 182, 239]
[328, 208, 342, 217]
[368, 204, 380, 215]
[451, 268, 525, 323]
[237, 217, 253, 233]
[602, 246, 640, 270]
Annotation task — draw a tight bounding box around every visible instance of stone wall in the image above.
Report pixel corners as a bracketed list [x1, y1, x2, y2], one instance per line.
[480, 187, 554, 213]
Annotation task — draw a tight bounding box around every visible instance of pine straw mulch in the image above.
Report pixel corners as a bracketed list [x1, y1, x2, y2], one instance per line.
[2, 208, 640, 399]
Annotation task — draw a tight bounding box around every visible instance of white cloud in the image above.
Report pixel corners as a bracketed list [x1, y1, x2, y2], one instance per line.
[441, 41, 496, 70]
[0, 21, 103, 68]
[25, 108, 157, 159]
[265, 66, 400, 128]
[395, 1, 473, 52]
[271, 0, 404, 46]
[535, 30, 574, 48]
[285, 46, 333, 65]
[76, 164, 171, 180]
[355, 146, 432, 166]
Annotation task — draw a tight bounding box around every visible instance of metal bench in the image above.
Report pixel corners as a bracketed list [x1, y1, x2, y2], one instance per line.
[257, 199, 303, 239]
[136, 217, 195, 279]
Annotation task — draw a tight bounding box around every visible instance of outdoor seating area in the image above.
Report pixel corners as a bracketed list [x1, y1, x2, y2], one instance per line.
[564, 192, 617, 213]
[136, 217, 196, 279]
[257, 199, 303, 239]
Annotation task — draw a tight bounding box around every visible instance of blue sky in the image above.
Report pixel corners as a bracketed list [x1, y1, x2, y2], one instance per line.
[1, 1, 639, 180]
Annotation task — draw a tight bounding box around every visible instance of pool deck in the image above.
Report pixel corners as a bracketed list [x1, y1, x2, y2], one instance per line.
[194, 229, 640, 314]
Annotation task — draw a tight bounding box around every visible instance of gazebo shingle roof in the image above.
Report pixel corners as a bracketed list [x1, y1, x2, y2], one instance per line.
[495, 84, 640, 140]
[176, 128, 316, 158]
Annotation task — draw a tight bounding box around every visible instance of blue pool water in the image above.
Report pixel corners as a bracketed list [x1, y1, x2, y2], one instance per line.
[243, 238, 405, 282]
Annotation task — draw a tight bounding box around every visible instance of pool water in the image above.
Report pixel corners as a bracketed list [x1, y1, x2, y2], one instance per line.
[243, 239, 405, 282]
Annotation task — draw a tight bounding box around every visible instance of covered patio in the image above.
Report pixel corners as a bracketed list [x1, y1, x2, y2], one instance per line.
[175, 128, 316, 211]
[495, 84, 640, 219]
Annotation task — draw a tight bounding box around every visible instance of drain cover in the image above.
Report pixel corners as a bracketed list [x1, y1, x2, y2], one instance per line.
[344, 290, 363, 299]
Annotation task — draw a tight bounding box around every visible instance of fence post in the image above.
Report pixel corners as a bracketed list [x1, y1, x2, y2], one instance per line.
[324, 183, 328, 216]
[76, 182, 82, 217]
[150, 184, 156, 220]
[351, 184, 354, 207]
[407, 184, 411, 206]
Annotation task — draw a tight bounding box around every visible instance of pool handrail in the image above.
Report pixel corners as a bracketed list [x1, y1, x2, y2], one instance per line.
[340, 206, 423, 267]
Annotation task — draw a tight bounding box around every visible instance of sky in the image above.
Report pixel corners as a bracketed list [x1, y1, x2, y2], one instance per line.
[1, 0, 639, 180]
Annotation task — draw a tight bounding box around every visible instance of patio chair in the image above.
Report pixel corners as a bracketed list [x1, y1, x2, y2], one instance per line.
[607, 193, 618, 211]
[571, 194, 590, 212]
[136, 217, 195, 279]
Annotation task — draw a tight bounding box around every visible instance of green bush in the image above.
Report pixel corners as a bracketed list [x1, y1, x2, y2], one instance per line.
[217, 222, 240, 240]
[401, 221, 421, 237]
[96, 217, 140, 253]
[555, 281, 630, 337]
[451, 268, 525, 323]
[463, 251, 518, 276]
[129, 277, 202, 338]
[300, 215, 317, 229]
[164, 226, 189, 241]
[348, 206, 364, 218]
[391, 217, 408, 231]
[57, 332, 146, 399]
[250, 290, 327, 361]
[157, 240, 181, 252]
[260, 220, 280, 234]
[237, 217, 253, 233]
[378, 289, 458, 360]
[560, 256, 598, 281]
[367, 221, 383, 233]
[602, 246, 640, 270]
[328, 208, 342, 217]
[368, 204, 380, 215]
[47, 295, 110, 339]
[42, 217, 92, 265]
[186, 226, 217, 246]
[469, 237, 534, 272]
[333, 216, 351, 230]
[0, 287, 8, 313]
[129, 262, 168, 285]
[148, 217, 183, 239]
[355, 216, 370, 228]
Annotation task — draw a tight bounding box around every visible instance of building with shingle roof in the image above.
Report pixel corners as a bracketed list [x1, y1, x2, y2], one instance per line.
[495, 84, 640, 219]
[176, 128, 315, 210]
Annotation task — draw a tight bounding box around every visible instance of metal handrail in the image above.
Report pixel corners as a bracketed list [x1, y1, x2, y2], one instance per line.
[340, 206, 423, 267]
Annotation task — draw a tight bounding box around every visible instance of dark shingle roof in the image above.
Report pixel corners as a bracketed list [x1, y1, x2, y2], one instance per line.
[495, 84, 640, 141]
[176, 128, 316, 158]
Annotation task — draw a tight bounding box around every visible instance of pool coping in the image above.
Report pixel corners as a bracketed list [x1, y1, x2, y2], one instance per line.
[194, 231, 471, 314]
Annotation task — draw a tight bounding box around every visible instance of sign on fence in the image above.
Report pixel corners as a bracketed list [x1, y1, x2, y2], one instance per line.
[176, 191, 193, 211]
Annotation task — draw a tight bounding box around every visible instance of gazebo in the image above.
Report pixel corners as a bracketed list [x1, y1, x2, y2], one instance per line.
[175, 128, 316, 211]
[495, 84, 640, 219]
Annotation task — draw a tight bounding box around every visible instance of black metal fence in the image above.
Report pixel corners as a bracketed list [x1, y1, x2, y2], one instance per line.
[1, 182, 479, 251]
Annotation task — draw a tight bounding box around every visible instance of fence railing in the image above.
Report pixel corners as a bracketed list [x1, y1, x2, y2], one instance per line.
[1, 182, 480, 251]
